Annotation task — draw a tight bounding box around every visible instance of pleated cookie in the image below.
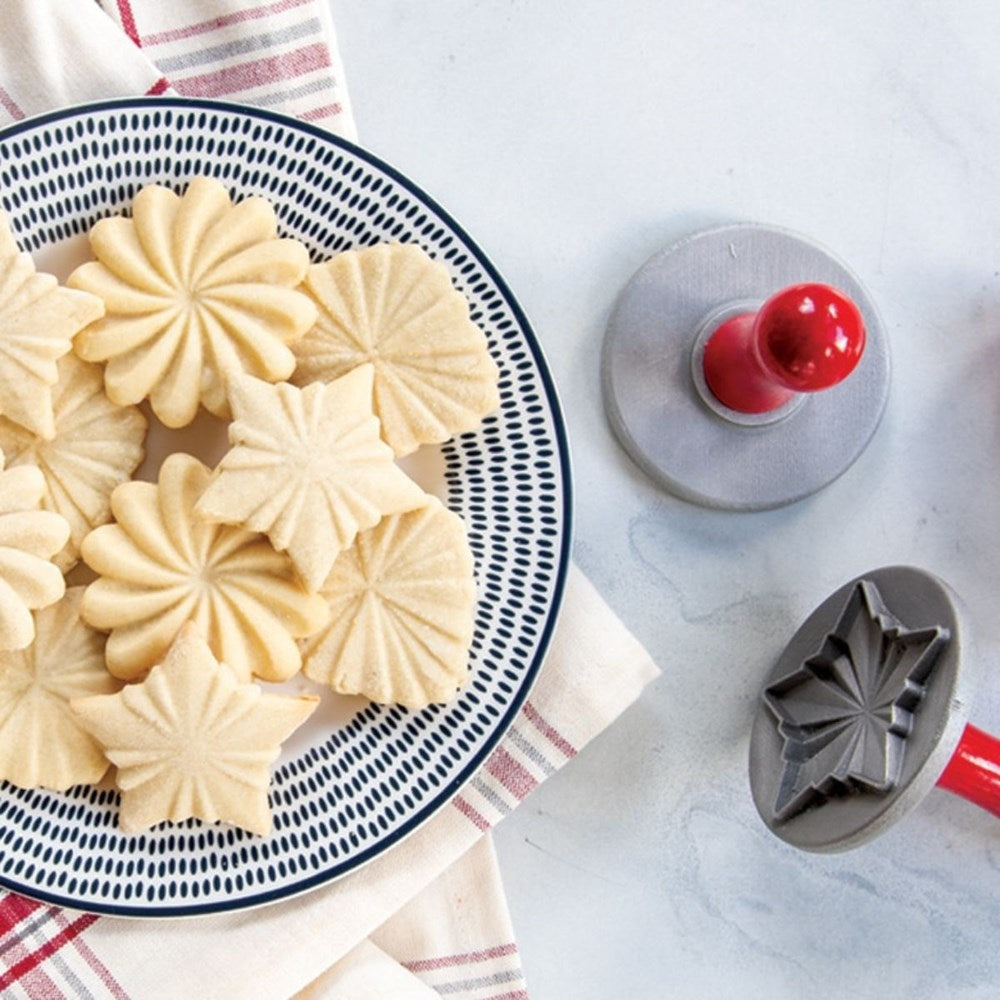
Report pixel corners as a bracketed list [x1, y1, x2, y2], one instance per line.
[292, 242, 500, 456]
[0, 450, 71, 650]
[0, 209, 105, 440]
[0, 353, 147, 571]
[195, 366, 428, 593]
[80, 452, 328, 683]
[0, 588, 120, 791]
[67, 177, 317, 428]
[301, 499, 477, 709]
[72, 625, 318, 835]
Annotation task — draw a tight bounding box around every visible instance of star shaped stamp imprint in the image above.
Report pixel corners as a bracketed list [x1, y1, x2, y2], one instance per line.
[763, 579, 950, 822]
[749, 566, 972, 851]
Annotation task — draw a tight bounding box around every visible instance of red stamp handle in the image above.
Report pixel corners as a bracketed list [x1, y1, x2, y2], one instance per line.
[703, 282, 866, 414]
[936, 723, 1000, 818]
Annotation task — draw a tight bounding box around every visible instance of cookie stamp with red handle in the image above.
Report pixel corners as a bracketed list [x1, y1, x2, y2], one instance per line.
[748, 565, 1000, 852]
[602, 223, 891, 509]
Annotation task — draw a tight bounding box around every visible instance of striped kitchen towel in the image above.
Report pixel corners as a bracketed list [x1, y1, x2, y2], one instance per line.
[0, 3, 659, 997]
[0, 0, 354, 140]
[0, 566, 656, 999]
[96, 0, 355, 137]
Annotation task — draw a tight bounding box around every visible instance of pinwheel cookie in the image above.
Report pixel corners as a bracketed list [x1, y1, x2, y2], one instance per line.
[80, 452, 328, 683]
[67, 177, 317, 428]
[0, 353, 147, 571]
[0, 210, 105, 440]
[292, 242, 500, 456]
[301, 499, 477, 709]
[0, 588, 120, 791]
[195, 365, 427, 592]
[73, 625, 318, 835]
[0, 451, 70, 649]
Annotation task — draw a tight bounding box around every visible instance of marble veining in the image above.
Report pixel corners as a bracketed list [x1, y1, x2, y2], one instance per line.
[337, 1, 1000, 996]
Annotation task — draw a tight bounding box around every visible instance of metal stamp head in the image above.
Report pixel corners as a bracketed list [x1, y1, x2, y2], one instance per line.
[749, 567, 972, 852]
[763, 580, 950, 823]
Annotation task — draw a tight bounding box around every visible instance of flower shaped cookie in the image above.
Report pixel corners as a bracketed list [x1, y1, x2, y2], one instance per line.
[0, 210, 105, 439]
[0, 353, 147, 571]
[195, 366, 427, 592]
[301, 499, 477, 709]
[0, 588, 121, 791]
[0, 451, 71, 650]
[292, 242, 500, 456]
[73, 625, 318, 835]
[68, 177, 317, 428]
[80, 452, 328, 682]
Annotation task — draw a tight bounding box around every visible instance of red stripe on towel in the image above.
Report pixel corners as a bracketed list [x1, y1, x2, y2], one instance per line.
[171, 42, 329, 98]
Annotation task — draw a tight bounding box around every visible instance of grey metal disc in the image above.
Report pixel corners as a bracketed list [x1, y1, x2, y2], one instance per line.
[748, 566, 974, 853]
[601, 223, 891, 510]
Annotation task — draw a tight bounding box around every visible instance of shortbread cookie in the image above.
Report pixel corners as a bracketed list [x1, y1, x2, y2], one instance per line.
[0, 451, 71, 649]
[0, 588, 120, 791]
[301, 499, 477, 709]
[81, 452, 328, 683]
[292, 242, 500, 456]
[72, 624, 318, 835]
[68, 177, 317, 428]
[0, 353, 147, 571]
[195, 366, 427, 592]
[0, 210, 105, 439]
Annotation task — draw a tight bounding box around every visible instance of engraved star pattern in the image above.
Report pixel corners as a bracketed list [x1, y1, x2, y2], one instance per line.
[72, 625, 318, 835]
[195, 366, 428, 592]
[764, 580, 949, 822]
[81, 452, 328, 683]
[0, 209, 105, 439]
[68, 177, 317, 427]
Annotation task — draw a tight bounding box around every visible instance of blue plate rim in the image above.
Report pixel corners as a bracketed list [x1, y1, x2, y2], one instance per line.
[0, 95, 574, 918]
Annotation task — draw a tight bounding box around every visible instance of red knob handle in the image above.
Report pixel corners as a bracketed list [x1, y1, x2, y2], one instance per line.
[702, 282, 867, 414]
[936, 723, 1000, 818]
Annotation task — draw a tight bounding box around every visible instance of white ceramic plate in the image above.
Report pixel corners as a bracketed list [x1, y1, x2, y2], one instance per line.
[0, 98, 571, 916]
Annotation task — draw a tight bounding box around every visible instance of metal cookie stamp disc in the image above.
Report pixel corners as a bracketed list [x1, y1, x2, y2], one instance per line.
[748, 566, 973, 852]
[601, 223, 891, 510]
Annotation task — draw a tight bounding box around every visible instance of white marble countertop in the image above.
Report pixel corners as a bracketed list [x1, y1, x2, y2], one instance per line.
[334, 3, 1000, 997]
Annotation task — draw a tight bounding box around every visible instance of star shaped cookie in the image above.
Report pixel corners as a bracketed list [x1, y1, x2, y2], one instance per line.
[0, 209, 105, 439]
[72, 625, 318, 835]
[195, 365, 428, 592]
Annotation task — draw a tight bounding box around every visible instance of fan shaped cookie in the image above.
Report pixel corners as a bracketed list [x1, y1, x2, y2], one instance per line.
[72, 625, 318, 835]
[301, 499, 477, 709]
[0, 451, 70, 649]
[0, 353, 147, 571]
[0, 588, 120, 791]
[194, 366, 428, 592]
[0, 210, 105, 439]
[80, 452, 328, 683]
[292, 242, 500, 456]
[67, 176, 317, 428]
